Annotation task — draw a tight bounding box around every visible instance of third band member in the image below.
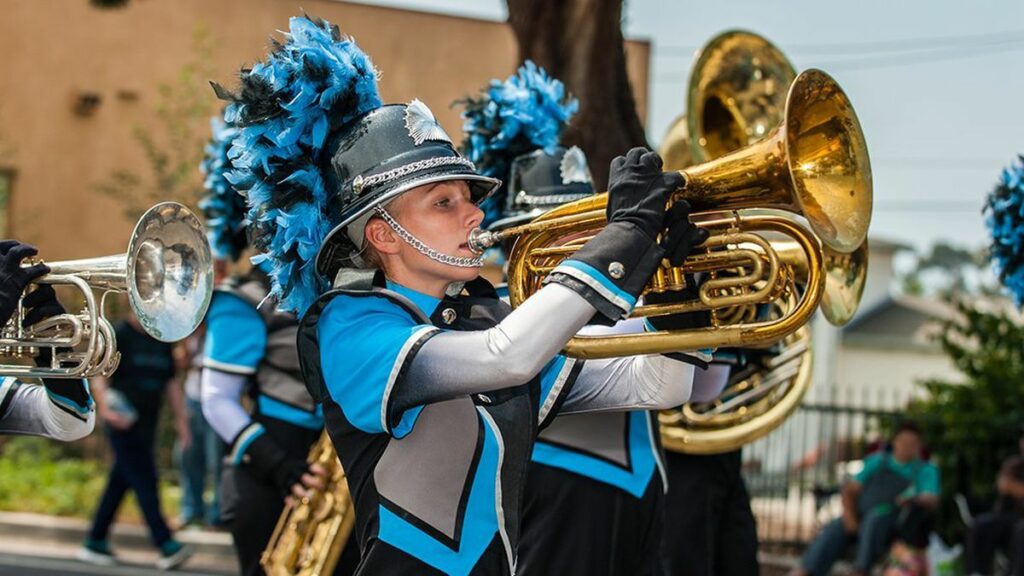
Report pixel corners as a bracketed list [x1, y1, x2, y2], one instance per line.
[197, 109, 339, 575]
[459, 63, 709, 576]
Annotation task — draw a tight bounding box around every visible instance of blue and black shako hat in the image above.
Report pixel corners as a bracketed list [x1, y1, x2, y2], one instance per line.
[495, 146, 595, 230]
[198, 108, 247, 262]
[213, 16, 500, 314]
[459, 61, 594, 233]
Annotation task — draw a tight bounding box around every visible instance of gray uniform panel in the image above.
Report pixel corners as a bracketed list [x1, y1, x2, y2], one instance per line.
[374, 397, 481, 540]
[220, 277, 314, 412]
[537, 411, 631, 468]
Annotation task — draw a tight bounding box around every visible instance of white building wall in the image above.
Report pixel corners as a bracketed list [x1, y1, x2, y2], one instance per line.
[836, 344, 961, 407]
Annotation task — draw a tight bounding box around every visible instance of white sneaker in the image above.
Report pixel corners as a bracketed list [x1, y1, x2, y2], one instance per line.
[76, 545, 118, 566]
[156, 542, 194, 571]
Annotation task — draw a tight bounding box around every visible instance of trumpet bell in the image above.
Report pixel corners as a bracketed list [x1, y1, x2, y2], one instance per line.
[821, 239, 868, 326]
[128, 202, 213, 342]
[1, 202, 212, 378]
[687, 30, 796, 163]
[772, 237, 868, 326]
[679, 69, 873, 254]
[785, 69, 873, 254]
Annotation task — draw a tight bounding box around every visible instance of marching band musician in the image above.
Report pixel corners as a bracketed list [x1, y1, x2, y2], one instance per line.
[458, 63, 710, 576]
[660, 350, 761, 576]
[0, 240, 94, 441]
[218, 16, 707, 575]
[196, 111, 358, 575]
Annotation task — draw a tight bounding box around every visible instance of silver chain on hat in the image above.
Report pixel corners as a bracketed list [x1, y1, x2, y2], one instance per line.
[354, 157, 476, 195]
[374, 206, 484, 268]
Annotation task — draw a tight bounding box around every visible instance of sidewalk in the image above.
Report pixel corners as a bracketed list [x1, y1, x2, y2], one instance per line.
[0, 511, 237, 574]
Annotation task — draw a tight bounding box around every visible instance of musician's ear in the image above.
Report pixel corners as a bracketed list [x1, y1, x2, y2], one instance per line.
[365, 217, 400, 256]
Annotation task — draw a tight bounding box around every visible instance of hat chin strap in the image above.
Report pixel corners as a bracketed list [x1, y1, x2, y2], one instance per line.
[374, 206, 484, 268]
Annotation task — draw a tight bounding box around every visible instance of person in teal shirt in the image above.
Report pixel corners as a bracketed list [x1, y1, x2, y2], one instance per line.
[794, 421, 940, 576]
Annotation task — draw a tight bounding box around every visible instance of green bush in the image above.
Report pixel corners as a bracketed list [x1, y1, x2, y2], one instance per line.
[902, 298, 1024, 541]
[0, 436, 181, 521]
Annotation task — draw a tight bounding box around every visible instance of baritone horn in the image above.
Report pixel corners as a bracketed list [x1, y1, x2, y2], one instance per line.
[469, 68, 872, 358]
[658, 239, 867, 454]
[652, 31, 870, 454]
[0, 202, 213, 378]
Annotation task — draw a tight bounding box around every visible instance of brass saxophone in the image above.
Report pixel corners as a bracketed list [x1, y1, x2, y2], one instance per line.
[261, 432, 356, 576]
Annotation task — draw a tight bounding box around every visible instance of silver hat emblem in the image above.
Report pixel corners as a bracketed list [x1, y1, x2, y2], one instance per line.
[404, 99, 453, 146]
[560, 146, 593, 186]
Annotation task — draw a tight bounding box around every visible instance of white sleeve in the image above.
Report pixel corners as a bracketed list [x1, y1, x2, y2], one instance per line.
[557, 354, 695, 414]
[399, 283, 597, 409]
[555, 319, 696, 414]
[689, 363, 731, 403]
[0, 378, 95, 441]
[201, 369, 253, 443]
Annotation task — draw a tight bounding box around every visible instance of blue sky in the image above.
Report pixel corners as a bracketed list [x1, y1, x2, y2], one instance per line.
[350, 0, 1024, 254]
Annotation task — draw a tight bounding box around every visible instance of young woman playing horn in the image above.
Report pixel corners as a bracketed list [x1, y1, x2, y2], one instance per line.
[219, 16, 707, 575]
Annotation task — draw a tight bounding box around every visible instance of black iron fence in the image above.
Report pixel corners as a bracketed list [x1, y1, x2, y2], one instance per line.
[741, 386, 909, 553]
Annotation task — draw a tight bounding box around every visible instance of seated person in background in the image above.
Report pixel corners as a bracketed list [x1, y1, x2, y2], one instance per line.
[792, 420, 939, 576]
[0, 240, 94, 441]
[966, 451, 1024, 575]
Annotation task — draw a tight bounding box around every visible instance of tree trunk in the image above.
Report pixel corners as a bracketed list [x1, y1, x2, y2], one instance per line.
[507, 0, 648, 189]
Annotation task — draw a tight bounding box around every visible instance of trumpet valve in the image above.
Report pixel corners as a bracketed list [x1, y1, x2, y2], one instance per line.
[650, 267, 669, 293]
[670, 266, 686, 290]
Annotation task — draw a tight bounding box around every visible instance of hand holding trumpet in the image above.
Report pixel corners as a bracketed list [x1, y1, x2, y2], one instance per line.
[0, 240, 64, 330]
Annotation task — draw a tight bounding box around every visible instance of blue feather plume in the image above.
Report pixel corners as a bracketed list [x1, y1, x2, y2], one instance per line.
[985, 155, 1024, 305]
[199, 109, 246, 262]
[458, 61, 578, 228]
[216, 15, 382, 315]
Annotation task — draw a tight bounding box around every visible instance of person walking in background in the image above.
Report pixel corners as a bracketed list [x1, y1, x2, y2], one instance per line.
[176, 325, 225, 529]
[77, 313, 195, 571]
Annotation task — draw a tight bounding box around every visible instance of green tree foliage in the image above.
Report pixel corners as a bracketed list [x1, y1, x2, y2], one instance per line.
[95, 24, 216, 221]
[899, 242, 997, 298]
[902, 298, 1024, 536]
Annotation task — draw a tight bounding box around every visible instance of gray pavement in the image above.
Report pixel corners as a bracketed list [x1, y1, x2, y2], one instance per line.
[0, 511, 237, 575]
[0, 551, 227, 576]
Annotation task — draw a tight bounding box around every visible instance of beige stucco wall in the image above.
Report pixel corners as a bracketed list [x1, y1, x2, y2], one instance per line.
[834, 344, 960, 406]
[0, 0, 649, 259]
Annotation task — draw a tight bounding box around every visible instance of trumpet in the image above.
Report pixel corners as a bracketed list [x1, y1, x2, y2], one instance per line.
[468, 68, 872, 358]
[0, 202, 213, 378]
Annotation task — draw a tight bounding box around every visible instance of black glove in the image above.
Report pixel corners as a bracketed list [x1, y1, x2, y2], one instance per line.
[606, 147, 685, 240]
[0, 241, 50, 328]
[543, 148, 688, 324]
[240, 426, 310, 495]
[644, 201, 711, 332]
[27, 284, 67, 370]
[23, 284, 64, 328]
[659, 201, 709, 267]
